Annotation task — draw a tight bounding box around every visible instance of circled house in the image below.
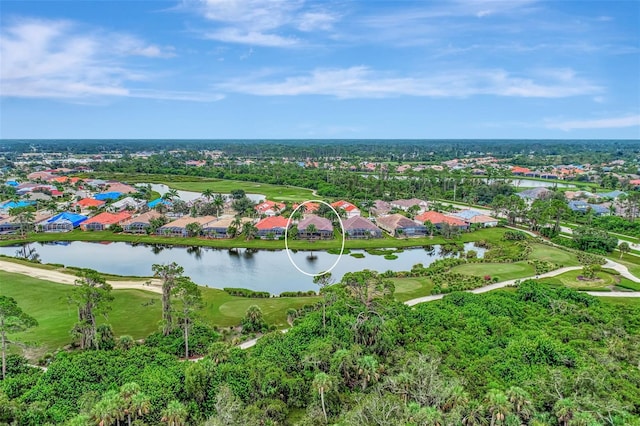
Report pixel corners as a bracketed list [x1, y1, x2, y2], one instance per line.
[297, 214, 334, 240]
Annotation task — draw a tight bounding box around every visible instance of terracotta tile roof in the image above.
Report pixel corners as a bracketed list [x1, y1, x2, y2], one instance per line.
[331, 200, 359, 212]
[415, 211, 467, 226]
[76, 198, 105, 208]
[256, 216, 290, 230]
[121, 210, 163, 226]
[82, 211, 132, 226]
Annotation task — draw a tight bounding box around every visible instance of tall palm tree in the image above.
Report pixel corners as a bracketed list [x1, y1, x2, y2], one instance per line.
[213, 193, 224, 217]
[554, 398, 577, 426]
[130, 392, 151, 423]
[202, 188, 214, 201]
[460, 400, 486, 426]
[313, 372, 334, 424]
[443, 384, 470, 413]
[119, 382, 143, 426]
[357, 355, 380, 390]
[485, 389, 510, 426]
[242, 221, 258, 241]
[505, 386, 533, 421]
[161, 400, 187, 426]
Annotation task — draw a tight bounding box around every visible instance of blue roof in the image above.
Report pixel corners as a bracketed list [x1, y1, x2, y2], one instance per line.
[147, 198, 172, 208]
[94, 191, 122, 201]
[1, 200, 35, 210]
[5, 181, 19, 186]
[45, 212, 88, 227]
[588, 204, 610, 215]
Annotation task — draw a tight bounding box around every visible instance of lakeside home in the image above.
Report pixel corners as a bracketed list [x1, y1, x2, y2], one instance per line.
[0, 212, 53, 234]
[297, 215, 334, 239]
[256, 216, 289, 239]
[121, 211, 163, 233]
[203, 216, 251, 238]
[343, 216, 382, 239]
[38, 212, 87, 233]
[81, 211, 132, 231]
[376, 214, 427, 237]
[157, 215, 217, 237]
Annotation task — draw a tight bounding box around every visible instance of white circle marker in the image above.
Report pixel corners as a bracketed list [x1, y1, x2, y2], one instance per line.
[284, 200, 346, 277]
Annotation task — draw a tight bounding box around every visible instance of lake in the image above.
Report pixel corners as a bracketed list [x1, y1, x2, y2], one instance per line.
[141, 183, 266, 203]
[0, 242, 485, 294]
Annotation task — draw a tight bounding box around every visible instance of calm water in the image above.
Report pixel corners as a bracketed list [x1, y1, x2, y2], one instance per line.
[142, 183, 266, 203]
[0, 242, 484, 294]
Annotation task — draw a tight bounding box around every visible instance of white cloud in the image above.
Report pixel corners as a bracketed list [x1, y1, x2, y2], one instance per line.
[547, 115, 640, 131]
[188, 0, 338, 46]
[217, 66, 602, 99]
[0, 17, 218, 102]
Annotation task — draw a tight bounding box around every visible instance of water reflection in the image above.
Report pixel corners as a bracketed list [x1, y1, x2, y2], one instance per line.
[0, 241, 485, 294]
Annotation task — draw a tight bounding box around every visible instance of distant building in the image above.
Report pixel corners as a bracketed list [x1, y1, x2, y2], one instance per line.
[415, 211, 469, 230]
[108, 196, 145, 212]
[370, 200, 392, 217]
[255, 200, 286, 217]
[331, 200, 361, 218]
[390, 198, 429, 213]
[516, 187, 553, 203]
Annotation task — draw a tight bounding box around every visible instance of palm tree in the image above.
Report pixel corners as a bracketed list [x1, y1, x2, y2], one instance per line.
[460, 400, 486, 426]
[443, 384, 470, 413]
[213, 193, 224, 217]
[505, 386, 533, 421]
[242, 221, 258, 241]
[130, 392, 151, 423]
[313, 372, 334, 424]
[568, 411, 598, 426]
[554, 398, 577, 426]
[185, 222, 203, 238]
[119, 382, 144, 426]
[161, 400, 187, 426]
[357, 355, 380, 390]
[485, 389, 510, 426]
[306, 223, 318, 239]
[202, 188, 214, 201]
[618, 241, 631, 259]
[162, 189, 180, 202]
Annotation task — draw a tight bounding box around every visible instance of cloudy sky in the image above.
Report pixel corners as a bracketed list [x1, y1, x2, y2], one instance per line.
[1, 0, 639, 139]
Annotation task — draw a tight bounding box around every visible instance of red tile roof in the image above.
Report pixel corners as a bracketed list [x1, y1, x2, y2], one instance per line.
[331, 200, 359, 212]
[76, 198, 105, 208]
[256, 216, 289, 230]
[255, 200, 286, 213]
[511, 166, 531, 174]
[82, 211, 131, 226]
[415, 211, 467, 226]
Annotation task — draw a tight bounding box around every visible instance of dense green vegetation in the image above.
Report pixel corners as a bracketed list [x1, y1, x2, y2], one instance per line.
[2, 280, 639, 425]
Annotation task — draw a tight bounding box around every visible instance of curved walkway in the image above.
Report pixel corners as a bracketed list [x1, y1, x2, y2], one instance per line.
[0, 260, 163, 294]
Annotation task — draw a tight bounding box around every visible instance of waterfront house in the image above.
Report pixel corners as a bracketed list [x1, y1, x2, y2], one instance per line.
[121, 211, 163, 233]
[376, 214, 427, 237]
[202, 216, 250, 238]
[38, 212, 87, 233]
[157, 215, 217, 237]
[256, 216, 290, 239]
[297, 215, 334, 239]
[81, 211, 131, 231]
[451, 210, 499, 227]
[343, 216, 382, 239]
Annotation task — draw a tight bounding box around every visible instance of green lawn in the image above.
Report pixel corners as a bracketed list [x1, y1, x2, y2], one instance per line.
[1, 271, 319, 358]
[528, 243, 580, 266]
[537, 269, 618, 291]
[1, 272, 162, 356]
[391, 277, 434, 302]
[449, 261, 535, 282]
[608, 254, 640, 280]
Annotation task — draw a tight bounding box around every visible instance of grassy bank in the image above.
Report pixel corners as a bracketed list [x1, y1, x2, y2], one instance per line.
[2, 270, 319, 357]
[0, 227, 510, 250]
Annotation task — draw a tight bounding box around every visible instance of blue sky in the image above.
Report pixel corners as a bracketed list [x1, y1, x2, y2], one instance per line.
[1, 0, 639, 139]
